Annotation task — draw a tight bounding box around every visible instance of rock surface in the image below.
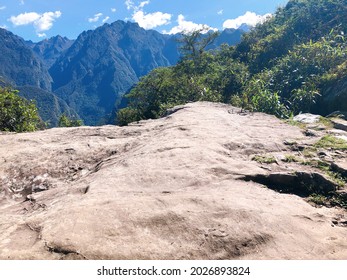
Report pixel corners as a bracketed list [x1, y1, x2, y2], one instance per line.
[332, 118, 347, 132]
[293, 113, 321, 124]
[0, 102, 346, 260]
[332, 161, 347, 177]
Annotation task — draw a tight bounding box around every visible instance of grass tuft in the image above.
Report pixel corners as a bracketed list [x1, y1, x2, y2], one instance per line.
[285, 119, 307, 129]
[252, 155, 277, 164]
[314, 135, 347, 150]
[282, 154, 300, 163]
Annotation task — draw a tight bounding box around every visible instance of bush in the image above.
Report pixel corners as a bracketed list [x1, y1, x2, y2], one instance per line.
[0, 87, 42, 132]
[58, 113, 83, 127]
[116, 108, 140, 126]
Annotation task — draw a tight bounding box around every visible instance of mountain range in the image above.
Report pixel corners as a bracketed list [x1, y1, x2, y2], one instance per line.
[0, 21, 245, 126]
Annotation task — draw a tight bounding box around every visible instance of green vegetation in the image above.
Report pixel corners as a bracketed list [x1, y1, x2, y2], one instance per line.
[300, 159, 345, 187]
[285, 119, 307, 129]
[252, 155, 277, 164]
[302, 146, 347, 208]
[309, 193, 347, 209]
[330, 194, 347, 209]
[0, 87, 42, 132]
[302, 147, 317, 158]
[18, 86, 79, 128]
[314, 135, 347, 150]
[116, 107, 141, 126]
[301, 159, 330, 171]
[308, 194, 328, 206]
[282, 154, 300, 163]
[58, 114, 83, 127]
[116, 31, 249, 125]
[326, 171, 346, 189]
[318, 117, 333, 129]
[117, 0, 347, 125]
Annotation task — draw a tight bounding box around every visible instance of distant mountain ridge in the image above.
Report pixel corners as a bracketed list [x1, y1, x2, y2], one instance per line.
[0, 28, 52, 91]
[27, 35, 74, 68]
[0, 22, 246, 125]
[49, 21, 182, 125]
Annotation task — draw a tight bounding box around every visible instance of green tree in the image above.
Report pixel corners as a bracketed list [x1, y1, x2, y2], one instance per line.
[118, 0, 347, 124]
[240, 30, 347, 116]
[116, 29, 250, 125]
[58, 113, 83, 127]
[0, 87, 42, 132]
[178, 28, 220, 70]
[214, 44, 250, 103]
[116, 107, 141, 126]
[234, 0, 347, 73]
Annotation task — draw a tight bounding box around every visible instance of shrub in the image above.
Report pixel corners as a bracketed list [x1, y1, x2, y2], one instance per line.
[58, 113, 83, 127]
[314, 135, 347, 150]
[116, 107, 140, 126]
[0, 87, 42, 132]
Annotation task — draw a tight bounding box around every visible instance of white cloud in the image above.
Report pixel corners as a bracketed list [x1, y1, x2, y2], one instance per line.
[111, 8, 117, 13]
[126, 0, 149, 11]
[9, 11, 61, 36]
[35, 11, 62, 32]
[217, 10, 223, 15]
[138, 1, 149, 9]
[132, 10, 171, 29]
[125, 0, 171, 30]
[0, 6, 6, 10]
[37, 32, 46, 38]
[102, 16, 110, 23]
[125, 0, 134, 10]
[9, 12, 41, 26]
[163, 14, 218, 35]
[88, 13, 103, 23]
[223, 11, 272, 30]
[0, 24, 7, 29]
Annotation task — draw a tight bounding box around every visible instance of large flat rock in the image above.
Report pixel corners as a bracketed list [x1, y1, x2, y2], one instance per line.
[0, 102, 346, 260]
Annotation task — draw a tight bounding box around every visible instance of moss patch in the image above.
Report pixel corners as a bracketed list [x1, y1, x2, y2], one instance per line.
[301, 159, 346, 188]
[285, 119, 307, 129]
[282, 154, 300, 163]
[308, 193, 347, 209]
[252, 155, 277, 164]
[318, 117, 334, 129]
[314, 135, 347, 150]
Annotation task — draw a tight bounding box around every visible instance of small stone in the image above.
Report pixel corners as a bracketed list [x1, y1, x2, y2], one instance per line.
[326, 111, 347, 119]
[293, 113, 321, 124]
[317, 151, 328, 157]
[32, 185, 49, 193]
[304, 130, 318, 137]
[284, 140, 297, 146]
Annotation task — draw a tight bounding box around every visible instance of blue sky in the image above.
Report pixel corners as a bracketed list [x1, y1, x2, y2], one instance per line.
[0, 0, 288, 41]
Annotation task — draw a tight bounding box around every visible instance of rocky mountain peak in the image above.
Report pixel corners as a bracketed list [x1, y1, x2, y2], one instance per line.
[0, 28, 52, 90]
